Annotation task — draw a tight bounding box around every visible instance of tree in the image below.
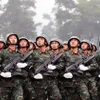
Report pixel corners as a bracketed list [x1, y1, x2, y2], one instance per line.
[0, 0, 37, 39]
[54, 0, 100, 41]
[41, 14, 57, 40]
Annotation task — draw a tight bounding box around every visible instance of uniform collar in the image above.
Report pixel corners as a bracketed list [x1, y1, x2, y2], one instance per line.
[70, 49, 81, 56]
[8, 48, 18, 53]
[38, 47, 48, 54]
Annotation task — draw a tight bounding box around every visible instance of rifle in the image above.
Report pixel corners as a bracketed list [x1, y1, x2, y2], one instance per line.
[65, 50, 100, 73]
[34, 53, 63, 75]
[3, 51, 33, 72]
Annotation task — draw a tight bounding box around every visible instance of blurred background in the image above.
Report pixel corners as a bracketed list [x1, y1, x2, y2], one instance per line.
[0, 0, 100, 47]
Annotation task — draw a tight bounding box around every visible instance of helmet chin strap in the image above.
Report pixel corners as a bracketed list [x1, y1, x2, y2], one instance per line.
[19, 46, 28, 48]
[52, 48, 59, 50]
[82, 48, 88, 51]
[71, 46, 78, 49]
[37, 44, 45, 48]
[10, 43, 17, 45]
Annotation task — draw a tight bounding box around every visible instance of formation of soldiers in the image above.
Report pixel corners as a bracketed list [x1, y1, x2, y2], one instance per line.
[0, 33, 100, 100]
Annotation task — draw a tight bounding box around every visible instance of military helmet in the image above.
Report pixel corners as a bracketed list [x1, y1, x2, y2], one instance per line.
[68, 36, 81, 48]
[50, 38, 63, 48]
[18, 37, 30, 49]
[6, 33, 19, 46]
[29, 40, 36, 50]
[63, 41, 68, 45]
[81, 39, 91, 50]
[36, 36, 48, 47]
[0, 40, 6, 49]
[91, 42, 97, 52]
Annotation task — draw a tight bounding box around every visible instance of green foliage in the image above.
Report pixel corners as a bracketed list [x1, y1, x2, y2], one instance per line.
[0, 0, 37, 39]
[54, 0, 100, 40]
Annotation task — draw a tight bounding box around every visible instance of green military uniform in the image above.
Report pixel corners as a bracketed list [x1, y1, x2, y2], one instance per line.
[53, 51, 73, 100]
[64, 49, 98, 100]
[95, 52, 100, 99]
[0, 49, 24, 100]
[79, 53, 99, 100]
[28, 49, 62, 100]
[21, 51, 36, 100]
[62, 50, 82, 100]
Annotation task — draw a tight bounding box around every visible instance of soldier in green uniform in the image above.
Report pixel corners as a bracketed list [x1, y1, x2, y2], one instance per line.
[63, 36, 83, 100]
[79, 40, 99, 100]
[29, 40, 36, 52]
[17, 37, 36, 100]
[96, 54, 100, 99]
[0, 33, 24, 100]
[63, 41, 69, 51]
[28, 36, 62, 100]
[0, 40, 6, 52]
[49, 38, 71, 100]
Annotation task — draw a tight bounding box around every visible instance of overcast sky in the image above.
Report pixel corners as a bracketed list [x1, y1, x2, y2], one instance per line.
[0, 0, 55, 34]
[34, 0, 55, 34]
[0, 0, 91, 24]
[0, 0, 55, 24]
[34, 0, 55, 24]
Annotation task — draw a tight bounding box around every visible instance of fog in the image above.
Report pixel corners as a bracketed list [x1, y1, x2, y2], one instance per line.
[0, 0, 100, 46]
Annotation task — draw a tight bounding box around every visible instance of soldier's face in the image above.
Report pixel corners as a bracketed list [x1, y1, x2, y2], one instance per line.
[9, 35, 17, 44]
[0, 42, 4, 49]
[37, 38, 45, 47]
[70, 39, 79, 47]
[29, 43, 35, 50]
[46, 46, 50, 51]
[19, 40, 28, 47]
[81, 43, 88, 50]
[63, 44, 69, 50]
[51, 41, 59, 50]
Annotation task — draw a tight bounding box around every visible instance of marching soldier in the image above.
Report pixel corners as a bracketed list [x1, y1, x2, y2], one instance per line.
[63, 41, 69, 51]
[0, 33, 24, 100]
[63, 36, 83, 100]
[28, 36, 62, 100]
[29, 40, 36, 52]
[80, 40, 99, 100]
[49, 38, 71, 100]
[18, 37, 36, 100]
[0, 40, 6, 52]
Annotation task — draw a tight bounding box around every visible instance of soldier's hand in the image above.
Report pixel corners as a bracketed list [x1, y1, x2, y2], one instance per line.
[0, 72, 12, 78]
[47, 64, 56, 70]
[34, 73, 43, 79]
[79, 64, 90, 71]
[17, 62, 27, 68]
[63, 72, 73, 79]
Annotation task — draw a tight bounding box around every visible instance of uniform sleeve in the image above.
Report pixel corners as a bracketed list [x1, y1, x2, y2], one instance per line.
[85, 57, 99, 72]
[0, 51, 5, 71]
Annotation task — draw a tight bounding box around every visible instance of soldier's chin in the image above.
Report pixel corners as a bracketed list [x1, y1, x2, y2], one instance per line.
[71, 46, 77, 48]
[10, 43, 17, 45]
[37, 45, 44, 47]
[20, 46, 27, 48]
[81, 48, 86, 50]
[0, 47, 3, 50]
[52, 48, 58, 50]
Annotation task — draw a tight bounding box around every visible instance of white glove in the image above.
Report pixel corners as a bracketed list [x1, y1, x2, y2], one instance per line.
[0, 72, 12, 78]
[79, 64, 90, 71]
[98, 74, 100, 78]
[34, 73, 43, 79]
[63, 72, 73, 79]
[17, 63, 27, 68]
[47, 64, 56, 70]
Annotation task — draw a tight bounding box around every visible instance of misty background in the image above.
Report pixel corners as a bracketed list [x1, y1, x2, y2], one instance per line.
[0, 0, 100, 46]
